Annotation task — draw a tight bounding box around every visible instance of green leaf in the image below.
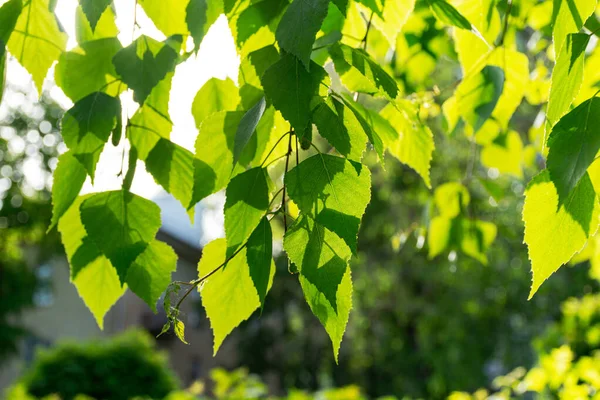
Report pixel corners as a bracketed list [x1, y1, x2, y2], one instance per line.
[329, 43, 398, 100]
[61, 92, 121, 179]
[224, 167, 271, 255]
[312, 96, 367, 161]
[372, 0, 415, 45]
[112, 35, 179, 105]
[174, 319, 188, 344]
[237, 0, 287, 47]
[246, 217, 276, 310]
[456, 65, 504, 133]
[238, 45, 279, 109]
[428, 216, 497, 264]
[339, 95, 386, 163]
[191, 111, 245, 205]
[547, 97, 600, 202]
[379, 101, 435, 187]
[234, 97, 266, 166]
[434, 182, 470, 218]
[198, 238, 265, 354]
[7, 0, 67, 94]
[55, 37, 124, 102]
[58, 196, 126, 329]
[139, 0, 189, 37]
[285, 154, 371, 254]
[283, 215, 353, 361]
[126, 240, 178, 312]
[261, 53, 327, 133]
[0, 0, 21, 114]
[552, 0, 596, 55]
[480, 130, 524, 178]
[80, 190, 162, 283]
[50, 151, 87, 230]
[145, 138, 198, 213]
[192, 77, 240, 128]
[128, 72, 174, 160]
[75, 4, 118, 43]
[427, 0, 471, 29]
[524, 170, 600, 298]
[276, 0, 330, 70]
[0, 0, 22, 43]
[79, 0, 111, 31]
[186, 0, 222, 50]
[546, 33, 590, 136]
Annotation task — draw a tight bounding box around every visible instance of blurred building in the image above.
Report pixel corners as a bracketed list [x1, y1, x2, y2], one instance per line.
[0, 192, 240, 390]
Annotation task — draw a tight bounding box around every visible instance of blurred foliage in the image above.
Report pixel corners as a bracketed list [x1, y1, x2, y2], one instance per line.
[450, 293, 600, 399]
[0, 85, 63, 360]
[9, 330, 179, 400]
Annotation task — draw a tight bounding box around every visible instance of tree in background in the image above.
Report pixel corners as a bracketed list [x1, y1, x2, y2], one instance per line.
[0, 82, 63, 360]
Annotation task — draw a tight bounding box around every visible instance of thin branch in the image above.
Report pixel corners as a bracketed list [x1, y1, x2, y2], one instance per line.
[174, 242, 249, 310]
[261, 131, 291, 167]
[496, 0, 513, 47]
[361, 11, 374, 51]
[282, 132, 293, 234]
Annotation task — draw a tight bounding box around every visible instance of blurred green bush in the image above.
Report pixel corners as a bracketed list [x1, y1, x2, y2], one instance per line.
[8, 330, 178, 400]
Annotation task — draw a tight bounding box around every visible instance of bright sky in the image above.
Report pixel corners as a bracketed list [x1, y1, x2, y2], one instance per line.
[8, 0, 240, 200]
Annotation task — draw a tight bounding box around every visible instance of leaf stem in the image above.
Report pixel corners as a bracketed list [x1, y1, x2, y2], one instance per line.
[361, 11, 374, 51]
[496, 0, 513, 47]
[174, 242, 249, 311]
[282, 132, 293, 234]
[261, 131, 291, 167]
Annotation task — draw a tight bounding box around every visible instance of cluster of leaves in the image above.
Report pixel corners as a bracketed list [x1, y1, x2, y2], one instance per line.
[1, 0, 600, 358]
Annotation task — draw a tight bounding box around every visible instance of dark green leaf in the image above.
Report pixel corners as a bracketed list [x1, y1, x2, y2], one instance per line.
[186, 0, 222, 51]
[276, 0, 329, 70]
[234, 97, 267, 166]
[329, 43, 398, 100]
[237, 0, 287, 47]
[61, 92, 121, 179]
[80, 190, 162, 282]
[261, 53, 327, 133]
[0, 0, 22, 43]
[427, 0, 471, 30]
[547, 97, 600, 202]
[112, 35, 179, 104]
[79, 0, 111, 31]
[312, 96, 367, 161]
[246, 217, 275, 310]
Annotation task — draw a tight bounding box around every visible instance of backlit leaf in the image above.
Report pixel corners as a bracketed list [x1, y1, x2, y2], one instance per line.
[224, 167, 271, 255]
[285, 154, 371, 253]
[7, 0, 67, 94]
[198, 238, 264, 354]
[284, 215, 353, 361]
[524, 171, 600, 298]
